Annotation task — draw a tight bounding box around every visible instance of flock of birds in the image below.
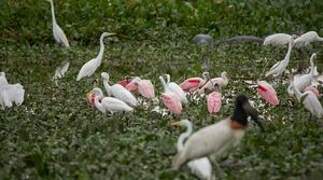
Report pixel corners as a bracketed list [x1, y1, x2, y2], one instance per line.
[1, 0, 323, 179]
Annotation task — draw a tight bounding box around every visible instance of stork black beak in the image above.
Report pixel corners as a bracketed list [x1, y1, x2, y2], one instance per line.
[242, 101, 264, 132]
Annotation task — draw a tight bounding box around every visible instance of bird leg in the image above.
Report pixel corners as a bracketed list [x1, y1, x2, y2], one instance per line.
[213, 160, 225, 179]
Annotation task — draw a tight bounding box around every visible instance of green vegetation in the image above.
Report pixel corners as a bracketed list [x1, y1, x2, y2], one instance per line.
[1, 0, 323, 179]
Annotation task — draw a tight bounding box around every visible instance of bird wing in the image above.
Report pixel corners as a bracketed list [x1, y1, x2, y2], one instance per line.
[111, 84, 138, 106]
[179, 78, 203, 91]
[168, 82, 188, 104]
[263, 33, 291, 46]
[161, 92, 182, 114]
[76, 58, 97, 81]
[102, 97, 133, 112]
[187, 157, 212, 180]
[53, 24, 70, 47]
[207, 91, 222, 113]
[138, 80, 155, 98]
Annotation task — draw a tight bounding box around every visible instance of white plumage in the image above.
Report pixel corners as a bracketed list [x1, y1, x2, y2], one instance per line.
[53, 61, 70, 80]
[173, 119, 213, 180]
[294, 31, 323, 48]
[76, 32, 115, 81]
[287, 53, 318, 96]
[101, 72, 138, 107]
[263, 33, 293, 46]
[46, 0, 70, 47]
[198, 72, 228, 94]
[0, 72, 25, 110]
[265, 39, 294, 78]
[89, 88, 133, 113]
[160, 74, 188, 104]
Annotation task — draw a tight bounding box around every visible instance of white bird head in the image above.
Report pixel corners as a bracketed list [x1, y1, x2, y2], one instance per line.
[101, 72, 110, 81]
[101, 32, 116, 39]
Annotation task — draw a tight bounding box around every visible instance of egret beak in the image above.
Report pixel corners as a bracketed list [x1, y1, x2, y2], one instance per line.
[243, 101, 265, 132]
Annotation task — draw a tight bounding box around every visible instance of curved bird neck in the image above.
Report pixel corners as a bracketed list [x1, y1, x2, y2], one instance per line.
[49, 0, 57, 24]
[94, 96, 106, 113]
[102, 79, 112, 96]
[96, 35, 106, 65]
[159, 76, 168, 91]
[177, 122, 193, 152]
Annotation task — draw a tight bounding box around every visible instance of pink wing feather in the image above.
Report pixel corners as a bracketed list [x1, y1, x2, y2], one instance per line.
[180, 78, 205, 92]
[207, 91, 222, 113]
[257, 81, 279, 106]
[138, 80, 155, 98]
[161, 92, 182, 115]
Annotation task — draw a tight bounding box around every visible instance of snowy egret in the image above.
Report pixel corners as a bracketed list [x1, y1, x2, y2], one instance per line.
[172, 95, 263, 169]
[76, 32, 116, 81]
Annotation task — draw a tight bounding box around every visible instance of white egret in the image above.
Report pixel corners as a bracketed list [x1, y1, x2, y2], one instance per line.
[265, 39, 294, 78]
[294, 31, 323, 48]
[292, 79, 323, 119]
[287, 53, 318, 96]
[160, 74, 188, 104]
[76, 32, 116, 81]
[172, 119, 213, 180]
[101, 72, 138, 107]
[87, 87, 133, 114]
[172, 95, 264, 170]
[46, 0, 70, 47]
[263, 33, 294, 46]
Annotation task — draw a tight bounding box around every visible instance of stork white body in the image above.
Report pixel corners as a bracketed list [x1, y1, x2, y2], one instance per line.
[265, 39, 294, 78]
[174, 120, 213, 180]
[101, 72, 138, 107]
[76, 32, 115, 81]
[160, 75, 188, 104]
[46, 0, 70, 47]
[263, 33, 293, 46]
[294, 31, 323, 48]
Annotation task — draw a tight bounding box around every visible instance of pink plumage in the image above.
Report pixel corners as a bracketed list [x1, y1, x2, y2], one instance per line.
[117, 79, 132, 87]
[257, 81, 279, 106]
[207, 91, 222, 113]
[161, 92, 182, 115]
[138, 80, 155, 98]
[180, 78, 206, 92]
[304, 85, 320, 97]
[125, 80, 138, 92]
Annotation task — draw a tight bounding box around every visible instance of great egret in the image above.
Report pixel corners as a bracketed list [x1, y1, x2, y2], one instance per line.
[294, 31, 323, 48]
[265, 39, 294, 78]
[172, 119, 213, 180]
[287, 53, 318, 96]
[76, 32, 116, 81]
[160, 75, 188, 104]
[207, 91, 222, 114]
[198, 72, 228, 94]
[87, 87, 133, 114]
[172, 95, 264, 170]
[101, 72, 138, 107]
[179, 72, 209, 92]
[46, 0, 70, 47]
[292, 79, 323, 119]
[263, 33, 295, 46]
[257, 81, 279, 106]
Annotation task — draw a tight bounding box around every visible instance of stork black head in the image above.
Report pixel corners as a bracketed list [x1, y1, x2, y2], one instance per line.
[232, 95, 264, 131]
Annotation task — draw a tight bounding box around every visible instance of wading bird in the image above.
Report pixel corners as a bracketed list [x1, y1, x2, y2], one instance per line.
[46, 0, 70, 47]
[180, 72, 209, 92]
[294, 31, 323, 48]
[160, 91, 183, 115]
[172, 119, 213, 180]
[287, 53, 318, 96]
[263, 33, 294, 46]
[126, 77, 155, 99]
[160, 74, 188, 104]
[0, 73, 25, 110]
[101, 72, 138, 107]
[265, 39, 294, 78]
[198, 72, 228, 94]
[53, 61, 70, 81]
[172, 95, 264, 170]
[257, 81, 279, 106]
[0, 72, 8, 85]
[76, 32, 115, 81]
[292, 79, 323, 119]
[87, 88, 133, 114]
[207, 91, 222, 114]
[304, 85, 320, 97]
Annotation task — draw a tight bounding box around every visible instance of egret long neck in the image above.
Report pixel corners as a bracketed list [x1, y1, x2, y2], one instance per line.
[284, 41, 293, 62]
[102, 79, 112, 96]
[49, 0, 57, 24]
[94, 96, 106, 113]
[159, 77, 168, 91]
[96, 35, 105, 66]
[176, 122, 193, 152]
[292, 83, 303, 101]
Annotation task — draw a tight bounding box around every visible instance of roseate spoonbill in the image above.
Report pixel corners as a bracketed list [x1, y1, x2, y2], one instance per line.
[126, 77, 155, 98]
[180, 72, 209, 92]
[172, 95, 264, 170]
[53, 61, 69, 81]
[76, 32, 116, 81]
[87, 88, 133, 114]
[292, 79, 323, 119]
[207, 91, 222, 114]
[257, 81, 279, 106]
[172, 120, 213, 180]
[265, 39, 294, 78]
[101, 72, 138, 107]
[117, 78, 132, 87]
[198, 72, 228, 94]
[160, 91, 182, 115]
[287, 53, 318, 96]
[160, 75, 188, 104]
[263, 33, 294, 46]
[46, 0, 70, 47]
[294, 31, 323, 48]
[304, 85, 320, 97]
